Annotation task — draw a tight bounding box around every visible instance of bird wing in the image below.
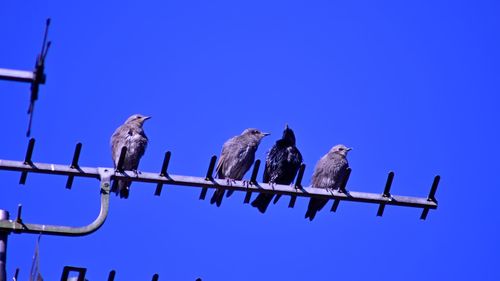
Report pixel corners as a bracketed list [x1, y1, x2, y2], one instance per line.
[264, 144, 281, 183]
[216, 135, 257, 180]
[311, 154, 347, 189]
[264, 143, 303, 184]
[110, 124, 148, 170]
[110, 125, 129, 167]
[231, 144, 255, 180]
[263, 154, 272, 183]
[215, 137, 237, 179]
[126, 128, 148, 170]
[133, 128, 148, 156]
[332, 159, 348, 189]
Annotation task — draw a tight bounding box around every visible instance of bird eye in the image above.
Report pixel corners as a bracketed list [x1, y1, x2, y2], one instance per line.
[339, 147, 344, 151]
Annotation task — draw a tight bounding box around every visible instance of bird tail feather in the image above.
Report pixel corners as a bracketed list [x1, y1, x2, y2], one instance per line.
[251, 193, 274, 214]
[210, 188, 225, 207]
[305, 199, 328, 221]
[112, 180, 131, 199]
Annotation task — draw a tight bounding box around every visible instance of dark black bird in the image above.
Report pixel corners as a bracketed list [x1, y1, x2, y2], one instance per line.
[210, 128, 269, 207]
[251, 124, 303, 213]
[110, 114, 151, 198]
[305, 144, 351, 221]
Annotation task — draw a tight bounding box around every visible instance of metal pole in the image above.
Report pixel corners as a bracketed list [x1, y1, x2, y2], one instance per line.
[0, 209, 9, 281]
[0, 68, 36, 83]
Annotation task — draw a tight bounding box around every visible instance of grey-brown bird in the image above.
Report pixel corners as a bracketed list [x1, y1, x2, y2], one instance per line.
[305, 144, 351, 221]
[110, 114, 151, 198]
[210, 128, 270, 207]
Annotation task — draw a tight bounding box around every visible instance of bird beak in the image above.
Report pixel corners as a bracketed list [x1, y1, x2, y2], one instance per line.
[346, 147, 352, 151]
[143, 116, 152, 121]
[262, 132, 270, 136]
[285, 123, 289, 130]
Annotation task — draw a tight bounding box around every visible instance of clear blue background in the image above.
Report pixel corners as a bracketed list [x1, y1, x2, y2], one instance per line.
[1, 1, 499, 280]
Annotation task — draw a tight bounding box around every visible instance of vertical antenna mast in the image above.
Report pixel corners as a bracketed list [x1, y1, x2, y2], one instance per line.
[27, 18, 52, 137]
[0, 18, 52, 137]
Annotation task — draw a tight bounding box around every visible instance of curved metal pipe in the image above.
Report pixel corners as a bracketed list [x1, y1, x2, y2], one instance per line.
[0, 168, 111, 237]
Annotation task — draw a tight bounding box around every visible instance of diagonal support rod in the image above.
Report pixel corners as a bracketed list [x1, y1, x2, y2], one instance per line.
[377, 171, 395, 217]
[420, 175, 440, 220]
[19, 138, 35, 185]
[66, 143, 83, 189]
[244, 160, 260, 204]
[155, 151, 171, 196]
[199, 155, 217, 200]
[331, 167, 352, 212]
[288, 163, 306, 208]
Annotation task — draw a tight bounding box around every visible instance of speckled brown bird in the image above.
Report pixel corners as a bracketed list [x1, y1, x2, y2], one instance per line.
[210, 128, 269, 207]
[305, 144, 351, 221]
[110, 114, 151, 198]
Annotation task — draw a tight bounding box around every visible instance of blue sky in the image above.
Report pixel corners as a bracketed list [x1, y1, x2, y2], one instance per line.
[0, 0, 499, 280]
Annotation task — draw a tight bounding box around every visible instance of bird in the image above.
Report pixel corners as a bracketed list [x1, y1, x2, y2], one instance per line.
[305, 144, 351, 221]
[251, 124, 303, 213]
[110, 114, 151, 198]
[210, 128, 270, 207]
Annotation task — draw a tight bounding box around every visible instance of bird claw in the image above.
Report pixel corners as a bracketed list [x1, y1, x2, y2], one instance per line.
[331, 187, 342, 194]
[243, 180, 252, 188]
[132, 169, 140, 177]
[269, 181, 276, 190]
[226, 179, 236, 186]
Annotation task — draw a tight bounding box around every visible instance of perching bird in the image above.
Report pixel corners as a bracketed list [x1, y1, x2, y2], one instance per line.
[110, 114, 151, 198]
[210, 128, 270, 207]
[251, 124, 302, 213]
[305, 144, 351, 221]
